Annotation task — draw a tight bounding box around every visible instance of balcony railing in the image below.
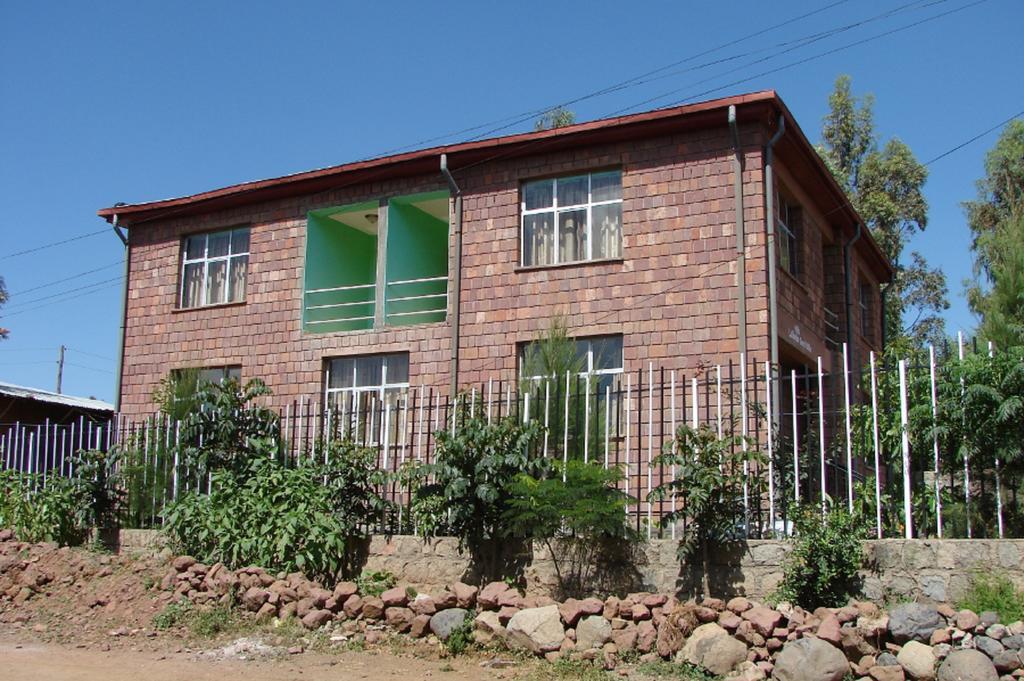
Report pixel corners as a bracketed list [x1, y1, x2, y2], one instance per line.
[384, 275, 447, 325]
[304, 282, 376, 330]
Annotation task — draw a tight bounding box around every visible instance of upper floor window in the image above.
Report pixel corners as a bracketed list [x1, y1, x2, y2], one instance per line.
[521, 170, 622, 267]
[324, 352, 410, 409]
[180, 227, 249, 308]
[777, 193, 800, 277]
[859, 281, 875, 339]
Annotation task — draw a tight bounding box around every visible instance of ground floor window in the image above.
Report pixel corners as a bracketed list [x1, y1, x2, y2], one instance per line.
[324, 352, 410, 410]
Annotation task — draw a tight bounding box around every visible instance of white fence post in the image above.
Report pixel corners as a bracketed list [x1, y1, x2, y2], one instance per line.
[870, 351, 883, 539]
[817, 356, 827, 517]
[898, 359, 913, 539]
[842, 343, 854, 513]
[929, 345, 943, 538]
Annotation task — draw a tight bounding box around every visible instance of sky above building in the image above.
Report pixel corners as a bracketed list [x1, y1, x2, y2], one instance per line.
[1, 0, 1021, 403]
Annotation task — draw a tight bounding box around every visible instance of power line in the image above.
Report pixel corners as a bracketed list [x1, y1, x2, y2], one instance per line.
[1, 228, 110, 260]
[66, 347, 115, 362]
[65, 362, 112, 374]
[923, 110, 1024, 166]
[10, 261, 122, 296]
[4, 276, 123, 311]
[2, 279, 123, 318]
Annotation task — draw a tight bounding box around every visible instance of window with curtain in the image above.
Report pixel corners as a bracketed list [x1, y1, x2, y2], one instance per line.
[777, 192, 800, 278]
[521, 170, 622, 267]
[324, 352, 410, 410]
[179, 227, 249, 308]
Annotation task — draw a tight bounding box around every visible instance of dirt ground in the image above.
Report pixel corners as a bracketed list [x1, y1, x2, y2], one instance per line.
[0, 634, 509, 681]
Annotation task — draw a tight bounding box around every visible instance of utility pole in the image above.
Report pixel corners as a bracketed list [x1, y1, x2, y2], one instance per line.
[55, 345, 65, 394]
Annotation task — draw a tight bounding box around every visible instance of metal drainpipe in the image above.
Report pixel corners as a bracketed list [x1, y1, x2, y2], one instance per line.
[764, 115, 786, 395]
[111, 210, 129, 412]
[728, 105, 747, 360]
[440, 154, 463, 398]
[843, 222, 863, 367]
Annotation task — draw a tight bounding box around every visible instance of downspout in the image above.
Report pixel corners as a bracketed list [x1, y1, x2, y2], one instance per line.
[764, 114, 785, 386]
[440, 154, 463, 398]
[728, 105, 747, 360]
[843, 222, 863, 366]
[111, 209, 129, 413]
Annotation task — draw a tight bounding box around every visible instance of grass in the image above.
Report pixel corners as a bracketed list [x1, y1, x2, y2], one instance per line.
[957, 569, 1024, 624]
[151, 598, 246, 638]
[633, 659, 718, 680]
[520, 659, 609, 681]
[443, 619, 476, 656]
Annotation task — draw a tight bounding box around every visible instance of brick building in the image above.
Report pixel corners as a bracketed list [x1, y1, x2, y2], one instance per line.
[99, 90, 891, 421]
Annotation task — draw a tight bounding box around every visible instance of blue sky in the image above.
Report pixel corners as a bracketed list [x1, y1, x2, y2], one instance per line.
[1, 0, 1021, 403]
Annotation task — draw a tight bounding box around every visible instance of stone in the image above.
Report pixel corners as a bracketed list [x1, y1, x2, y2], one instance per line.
[380, 586, 408, 608]
[890, 604, 945, 644]
[451, 582, 478, 609]
[430, 608, 471, 641]
[507, 605, 565, 655]
[241, 586, 268, 611]
[361, 596, 385, 620]
[869, 666, 906, 681]
[988, 625, 1009, 641]
[342, 594, 363, 618]
[897, 641, 936, 680]
[474, 611, 504, 644]
[745, 607, 784, 638]
[631, 604, 652, 621]
[434, 590, 458, 609]
[576, 615, 612, 650]
[957, 611, 982, 632]
[931, 629, 952, 646]
[309, 587, 332, 608]
[478, 582, 510, 609]
[333, 581, 357, 600]
[1004, 635, 1024, 651]
[679, 622, 747, 676]
[256, 602, 277, 619]
[559, 598, 604, 627]
[410, 614, 431, 638]
[817, 614, 843, 647]
[410, 594, 437, 616]
[978, 637, 1007, 659]
[301, 609, 332, 630]
[980, 612, 1000, 628]
[497, 606, 519, 624]
[721, 611, 743, 630]
[385, 607, 414, 632]
[171, 556, 196, 572]
[937, 649, 998, 681]
[643, 594, 668, 608]
[728, 597, 753, 614]
[611, 622, 638, 652]
[772, 637, 849, 681]
[993, 651, 1022, 674]
[636, 620, 656, 652]
[842, 627, 877, 659]
[860, 615, 891, 638]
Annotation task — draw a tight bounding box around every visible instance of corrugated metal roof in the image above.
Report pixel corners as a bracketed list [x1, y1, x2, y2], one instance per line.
[0, 381, 114, 413]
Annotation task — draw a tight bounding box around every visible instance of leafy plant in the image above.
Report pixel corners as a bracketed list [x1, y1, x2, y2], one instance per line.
[443, 617, 475, 656]
[356, 569, 396, 597]
[152, 367, 202, 420]
[504, 460, 637, 597]
[0, 470, 91, 545]
[648, 423, 763, 599]
[775, 503, 865, 609]
[957, 569, 1024, 624]
[320, 438, 395, 538]
[408, 412, 548, 579]
[153, 599, 193, 630]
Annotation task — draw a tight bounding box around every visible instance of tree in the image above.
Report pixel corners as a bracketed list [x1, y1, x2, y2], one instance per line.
[535, 106, 576, 131]
[965, 120, 1024, 348]
[0, 276, 8, 339]
[818, 75, 948, 345]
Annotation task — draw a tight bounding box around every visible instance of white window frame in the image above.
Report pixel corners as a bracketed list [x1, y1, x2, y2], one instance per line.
[179, 227, 250, 309]
[324, 353, 410, 405]
[519, 335, 624, 382]
[859, 281, 873, 338]
[520, 170, 622, 267]
[777, 192, 799, 277]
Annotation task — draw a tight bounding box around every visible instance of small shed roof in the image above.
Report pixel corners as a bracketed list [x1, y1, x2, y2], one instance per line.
[0, 381, 114, 413]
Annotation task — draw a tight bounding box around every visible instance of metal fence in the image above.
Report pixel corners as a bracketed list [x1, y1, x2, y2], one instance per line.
[1, 334, 1019, 540]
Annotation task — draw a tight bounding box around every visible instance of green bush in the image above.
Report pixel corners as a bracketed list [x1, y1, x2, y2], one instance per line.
[0, 470, 91, 545]
[443, 617, 475, 656]
[958, 570, 1024, 624]
[775, 504, 865, 609]
[356, 569, 396, 597]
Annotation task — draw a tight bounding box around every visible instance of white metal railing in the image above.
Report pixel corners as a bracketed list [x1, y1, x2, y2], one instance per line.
[385, 275, 447, 322]
[305, 282, 375, 327]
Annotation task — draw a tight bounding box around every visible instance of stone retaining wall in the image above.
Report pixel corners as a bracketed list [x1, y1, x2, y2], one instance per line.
[119, 530, 1024, 603]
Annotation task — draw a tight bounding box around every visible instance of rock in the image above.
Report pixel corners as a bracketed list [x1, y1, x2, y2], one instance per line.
[410, 594, 437, 616]
[636, 620, 656, 652]
[507, 606, 565, 655]
[721, 611, 743, 630]
[728, 597, 753, 614]
[957, 610, 982, 632]
[1003, 635, 1024, 651]
[478, 582, 510, 609]
[380, 587, 408, 608]
[241, 587, 268, 611]
[890, 604, 944, 644]
[878, 652, 900, 667]
[497, 606, 519, 624]
[897, 641, 936, 680]
[986, 624, 1008, 641]
[333, 581, 357, 601]
[171, 556, 196, 572]
[842, 627, 877, 659]
[385, 607, 415, 632]
[679, 622, 747, 676]
[301, 609, 332, 630]
[361, 597, 385, 620]
[474, 611, 504, 644]
[860, 615, 891, 639]
[976, 636, 1006, 658]
[631, 604, 651, 621]
[772, 637, 849, 681]
[309, 587, 332, 608]
[343, 594, 363, 618]
[869, 666, 906, 681]
[643, 594, 668, 608]
[256, 602, 277, 620]
[434, 590, 458, 609]
[817, 614, 843, 647]
[611, 623, 638, 652]
[576, 615, 612, 650]
[745, 607, 784, 638]
[936, 649, 998, 681]
[931, 629, 952, 646]
[410, 614, 432, 638]
[980, 612, 1000, 628]
[430, 608, 471, 641]
[992, 650, 1021, 674]
[451, 582, 478, 609]
[559, 598, 604, 627]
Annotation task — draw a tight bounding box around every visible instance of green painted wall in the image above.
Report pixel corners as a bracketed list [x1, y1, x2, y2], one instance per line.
[303, 202, 378, 333]
[385, 192, 449, 326]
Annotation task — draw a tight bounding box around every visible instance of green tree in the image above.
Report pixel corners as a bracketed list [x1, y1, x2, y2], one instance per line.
[818, 75, 948, 345]
[0, 275, 8, 339]
[965, 119, 1024, 348]
[535, 106, 576, 131]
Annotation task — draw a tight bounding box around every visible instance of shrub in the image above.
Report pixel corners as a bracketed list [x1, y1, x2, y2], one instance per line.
[0, 470, 91, 545]
[958, 570, 1024, 624]
[775, 504, 865, 609]
[356, 569, 396, 597]
[504, 460, 637, 597]
[443, 617, 475, 656]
